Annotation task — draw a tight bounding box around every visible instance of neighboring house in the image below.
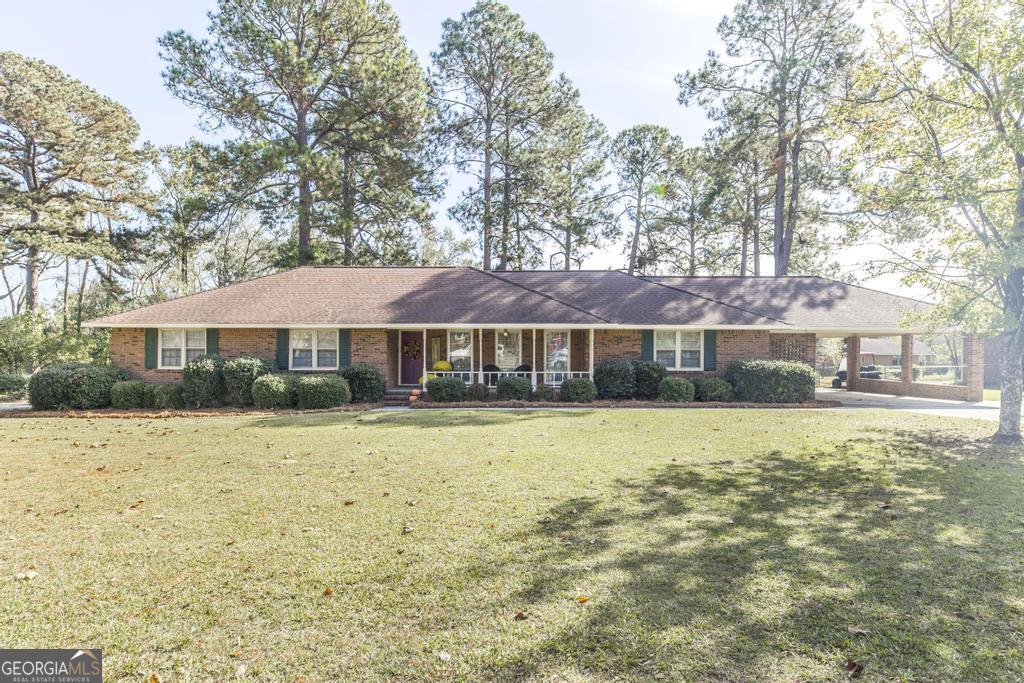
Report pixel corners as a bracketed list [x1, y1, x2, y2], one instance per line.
[85, 267, 944, 392]
[860, 337, 937, 367]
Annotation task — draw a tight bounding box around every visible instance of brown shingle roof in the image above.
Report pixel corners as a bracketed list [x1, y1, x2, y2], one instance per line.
[85, 267, 930, 332]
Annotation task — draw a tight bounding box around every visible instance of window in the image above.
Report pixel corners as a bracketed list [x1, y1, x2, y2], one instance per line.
[448, 331, 473, 371]
[495, 329, 521, 371]
[290, 329, 338, 370]
[653, 330, 703, 370]
[545, 330, 569, 373]
[158, 328, 206, 369]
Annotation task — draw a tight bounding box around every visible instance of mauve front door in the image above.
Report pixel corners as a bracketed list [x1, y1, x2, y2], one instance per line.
[400, 331, 422, 385]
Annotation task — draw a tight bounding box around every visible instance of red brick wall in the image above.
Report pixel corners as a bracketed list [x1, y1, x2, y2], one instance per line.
[219, 328, 276, 360]
[111, 328, 182, 383]
[769, 333, 816, 366]
[351, 329, 388, 370]
[592, 328, 771, 378]
[593, 329, 642, 365]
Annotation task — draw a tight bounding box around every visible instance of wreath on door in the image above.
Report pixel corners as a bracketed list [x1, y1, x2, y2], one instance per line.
[402, 338, 421, 360]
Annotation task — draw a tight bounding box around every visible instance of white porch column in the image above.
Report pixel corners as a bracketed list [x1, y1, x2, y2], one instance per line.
[478, 328, 484, 384]
[421, 329, 427, 389]
[533, 329, 538, 387]
[589, 328, 594, 379]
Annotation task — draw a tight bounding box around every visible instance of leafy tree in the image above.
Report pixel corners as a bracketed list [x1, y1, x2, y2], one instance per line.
[532, 82, 615, 270]
[611, 125, 673, 275]
[840, 0, 1024, 441]
[431, 0, 557, 270]
[678, 0, 861, 275]
[0, 51, 150, 312]
[160, 0, 435, 267]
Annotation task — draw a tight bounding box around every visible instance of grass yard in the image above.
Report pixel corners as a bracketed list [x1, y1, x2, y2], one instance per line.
[2, 409, 1023, 681]
[985, 388, 1001, 402]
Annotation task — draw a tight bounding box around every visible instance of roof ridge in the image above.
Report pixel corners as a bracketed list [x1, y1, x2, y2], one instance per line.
[473, 267, 612, 323]
[637, 274, 792, 326]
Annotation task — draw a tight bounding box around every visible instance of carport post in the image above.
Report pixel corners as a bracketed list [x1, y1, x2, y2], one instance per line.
[847, 336, 861, 391]
[901, 334, 914, 386]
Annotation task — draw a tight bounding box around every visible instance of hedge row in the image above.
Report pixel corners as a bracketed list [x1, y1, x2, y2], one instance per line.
[0, 372, 28, 399]
[28, 364, 129, 410]
[424, 377, 598, 404]
[110, 381, 185, 409]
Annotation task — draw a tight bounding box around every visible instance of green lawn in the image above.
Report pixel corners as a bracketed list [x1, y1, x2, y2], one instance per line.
[2, 409, 1023, 681]
[986, 388, 1001, 402]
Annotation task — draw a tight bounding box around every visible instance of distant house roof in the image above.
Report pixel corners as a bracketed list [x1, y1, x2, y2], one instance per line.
[85, 267, 931, 333]
[860, 337, 936, 357]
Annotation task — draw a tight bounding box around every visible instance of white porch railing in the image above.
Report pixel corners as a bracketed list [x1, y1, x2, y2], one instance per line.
[424, 370, 591, 388]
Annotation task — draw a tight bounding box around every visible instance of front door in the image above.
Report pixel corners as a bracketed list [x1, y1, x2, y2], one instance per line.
[400, 331, 423, 385]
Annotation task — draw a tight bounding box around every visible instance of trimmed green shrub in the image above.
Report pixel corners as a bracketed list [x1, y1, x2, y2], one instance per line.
[252, 374, 297, 409]
[295, 374, 350, 409]
[594, 358, 636, 399]
[658, 377, 695, 402]
[693, 377, 734, 402]
[560, 377, 597, 403]
[466, 382, 489, 402]
[425, 376, 467, 402]
[222, 356, 274, 406]
[145, 383, 185, 410]
[531, 383, 557, 402]
[111, 380, 145, 409]
[341, 363, 385, 403]
[633, 360, 668, 399]
[28, 363, 129, 410]
[182, 354, 226, 408]
[496, 376, 531, 401]
[0, 373, 28, 399]
[725, 360, 816, 403]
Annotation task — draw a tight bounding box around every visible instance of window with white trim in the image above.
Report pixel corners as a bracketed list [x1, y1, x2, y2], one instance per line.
[290, 329, 338, 370]
[158, 328, 207, 369]
[448, 330, 473, 371]
[654, 330, 703, 370]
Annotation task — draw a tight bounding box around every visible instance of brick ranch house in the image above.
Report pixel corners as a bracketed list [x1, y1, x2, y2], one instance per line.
[84, 266, 984, 401]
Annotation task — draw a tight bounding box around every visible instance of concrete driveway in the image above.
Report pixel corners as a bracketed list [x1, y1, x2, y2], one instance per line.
[818, 388, 1002, 422]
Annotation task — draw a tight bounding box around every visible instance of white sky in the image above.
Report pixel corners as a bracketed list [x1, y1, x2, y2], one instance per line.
[0, 0, 917, 303]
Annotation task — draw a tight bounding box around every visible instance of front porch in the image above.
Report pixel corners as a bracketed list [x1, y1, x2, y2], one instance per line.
[388, 328, 595, 389]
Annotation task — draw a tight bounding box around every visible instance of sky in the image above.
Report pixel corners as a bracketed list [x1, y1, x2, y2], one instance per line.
[0, 0, 910, 297]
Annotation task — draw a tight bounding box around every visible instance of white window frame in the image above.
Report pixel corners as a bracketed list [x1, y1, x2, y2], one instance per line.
[447, 330, 474, 371]
[655, 329, 704, 371]
[157, 328, 207, 370]
[494, 328, 522, 371]
[289, 329, 339, 371]
[544, 329, 571, 373]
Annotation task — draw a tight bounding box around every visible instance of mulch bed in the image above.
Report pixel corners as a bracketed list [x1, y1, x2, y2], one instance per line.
[411, 399, 840, 410]
[0, 404, 381, 419]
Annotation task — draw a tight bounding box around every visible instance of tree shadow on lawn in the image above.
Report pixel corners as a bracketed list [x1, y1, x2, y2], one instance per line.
[486, 429, 1024, 681]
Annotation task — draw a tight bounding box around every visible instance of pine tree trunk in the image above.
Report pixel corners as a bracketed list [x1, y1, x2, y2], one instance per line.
[296, 114, 313, 265]
[563, 227, 572, 271]
[482, 119, 493, 271]
[342, 150, 355, 265]
[753, 159, 762, 277]
[627, 192, 643, 276]
[24, 244, 38, 312]
[996, 329, 1023, 442]
[773, 101, 788, 277]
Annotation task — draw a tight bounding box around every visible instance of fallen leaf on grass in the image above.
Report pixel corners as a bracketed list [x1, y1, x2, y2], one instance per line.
[514, 611, 527, 620]
[436, 651, 451, 662]
[847, 626, 869, 636]
[144, 675, 161, 683]
[576, 595, 589, 605]
[402, 526, 413, 535]
[323, 587, 335, 597]
[14, 571, 39, 581]
[845, 659, 864, 678]
[343, 500, 355, 506]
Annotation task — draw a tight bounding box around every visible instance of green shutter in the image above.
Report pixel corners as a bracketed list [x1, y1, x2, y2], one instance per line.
[339, 329, 352, 369]
[276, 329, 289, 370]
[144, 328, 158, 370]
[704, 330, 717, 371]
[641, 330, 654, 362]
[206, 328, 219, 356]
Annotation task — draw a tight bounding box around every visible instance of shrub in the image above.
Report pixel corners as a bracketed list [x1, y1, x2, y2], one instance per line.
[182, 354, 226, 408]
[110, 380, 145, 409]
[693, 377, 734, 402]
[496, 375, 532, 401]
[658, 377, 695, 402]
[295, 374, 350, 409]
[560, 378, 597, 403]
[341, 363, 385, 403]
[145, 383, 185, 410]
[252, 374, 297, 409]
[425, 376, 467, 402]
[466, 382, 489, 402]
[594, 359, 636, 399]
[633, 361, 668, 399]
[0, 372, 28, 399]
[222, 356, 274, 406]
[725, 360, 816, 403]
[28, 363, 129, 410]
[431, 359, 453, 371]
[531, 383, 557, 402]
